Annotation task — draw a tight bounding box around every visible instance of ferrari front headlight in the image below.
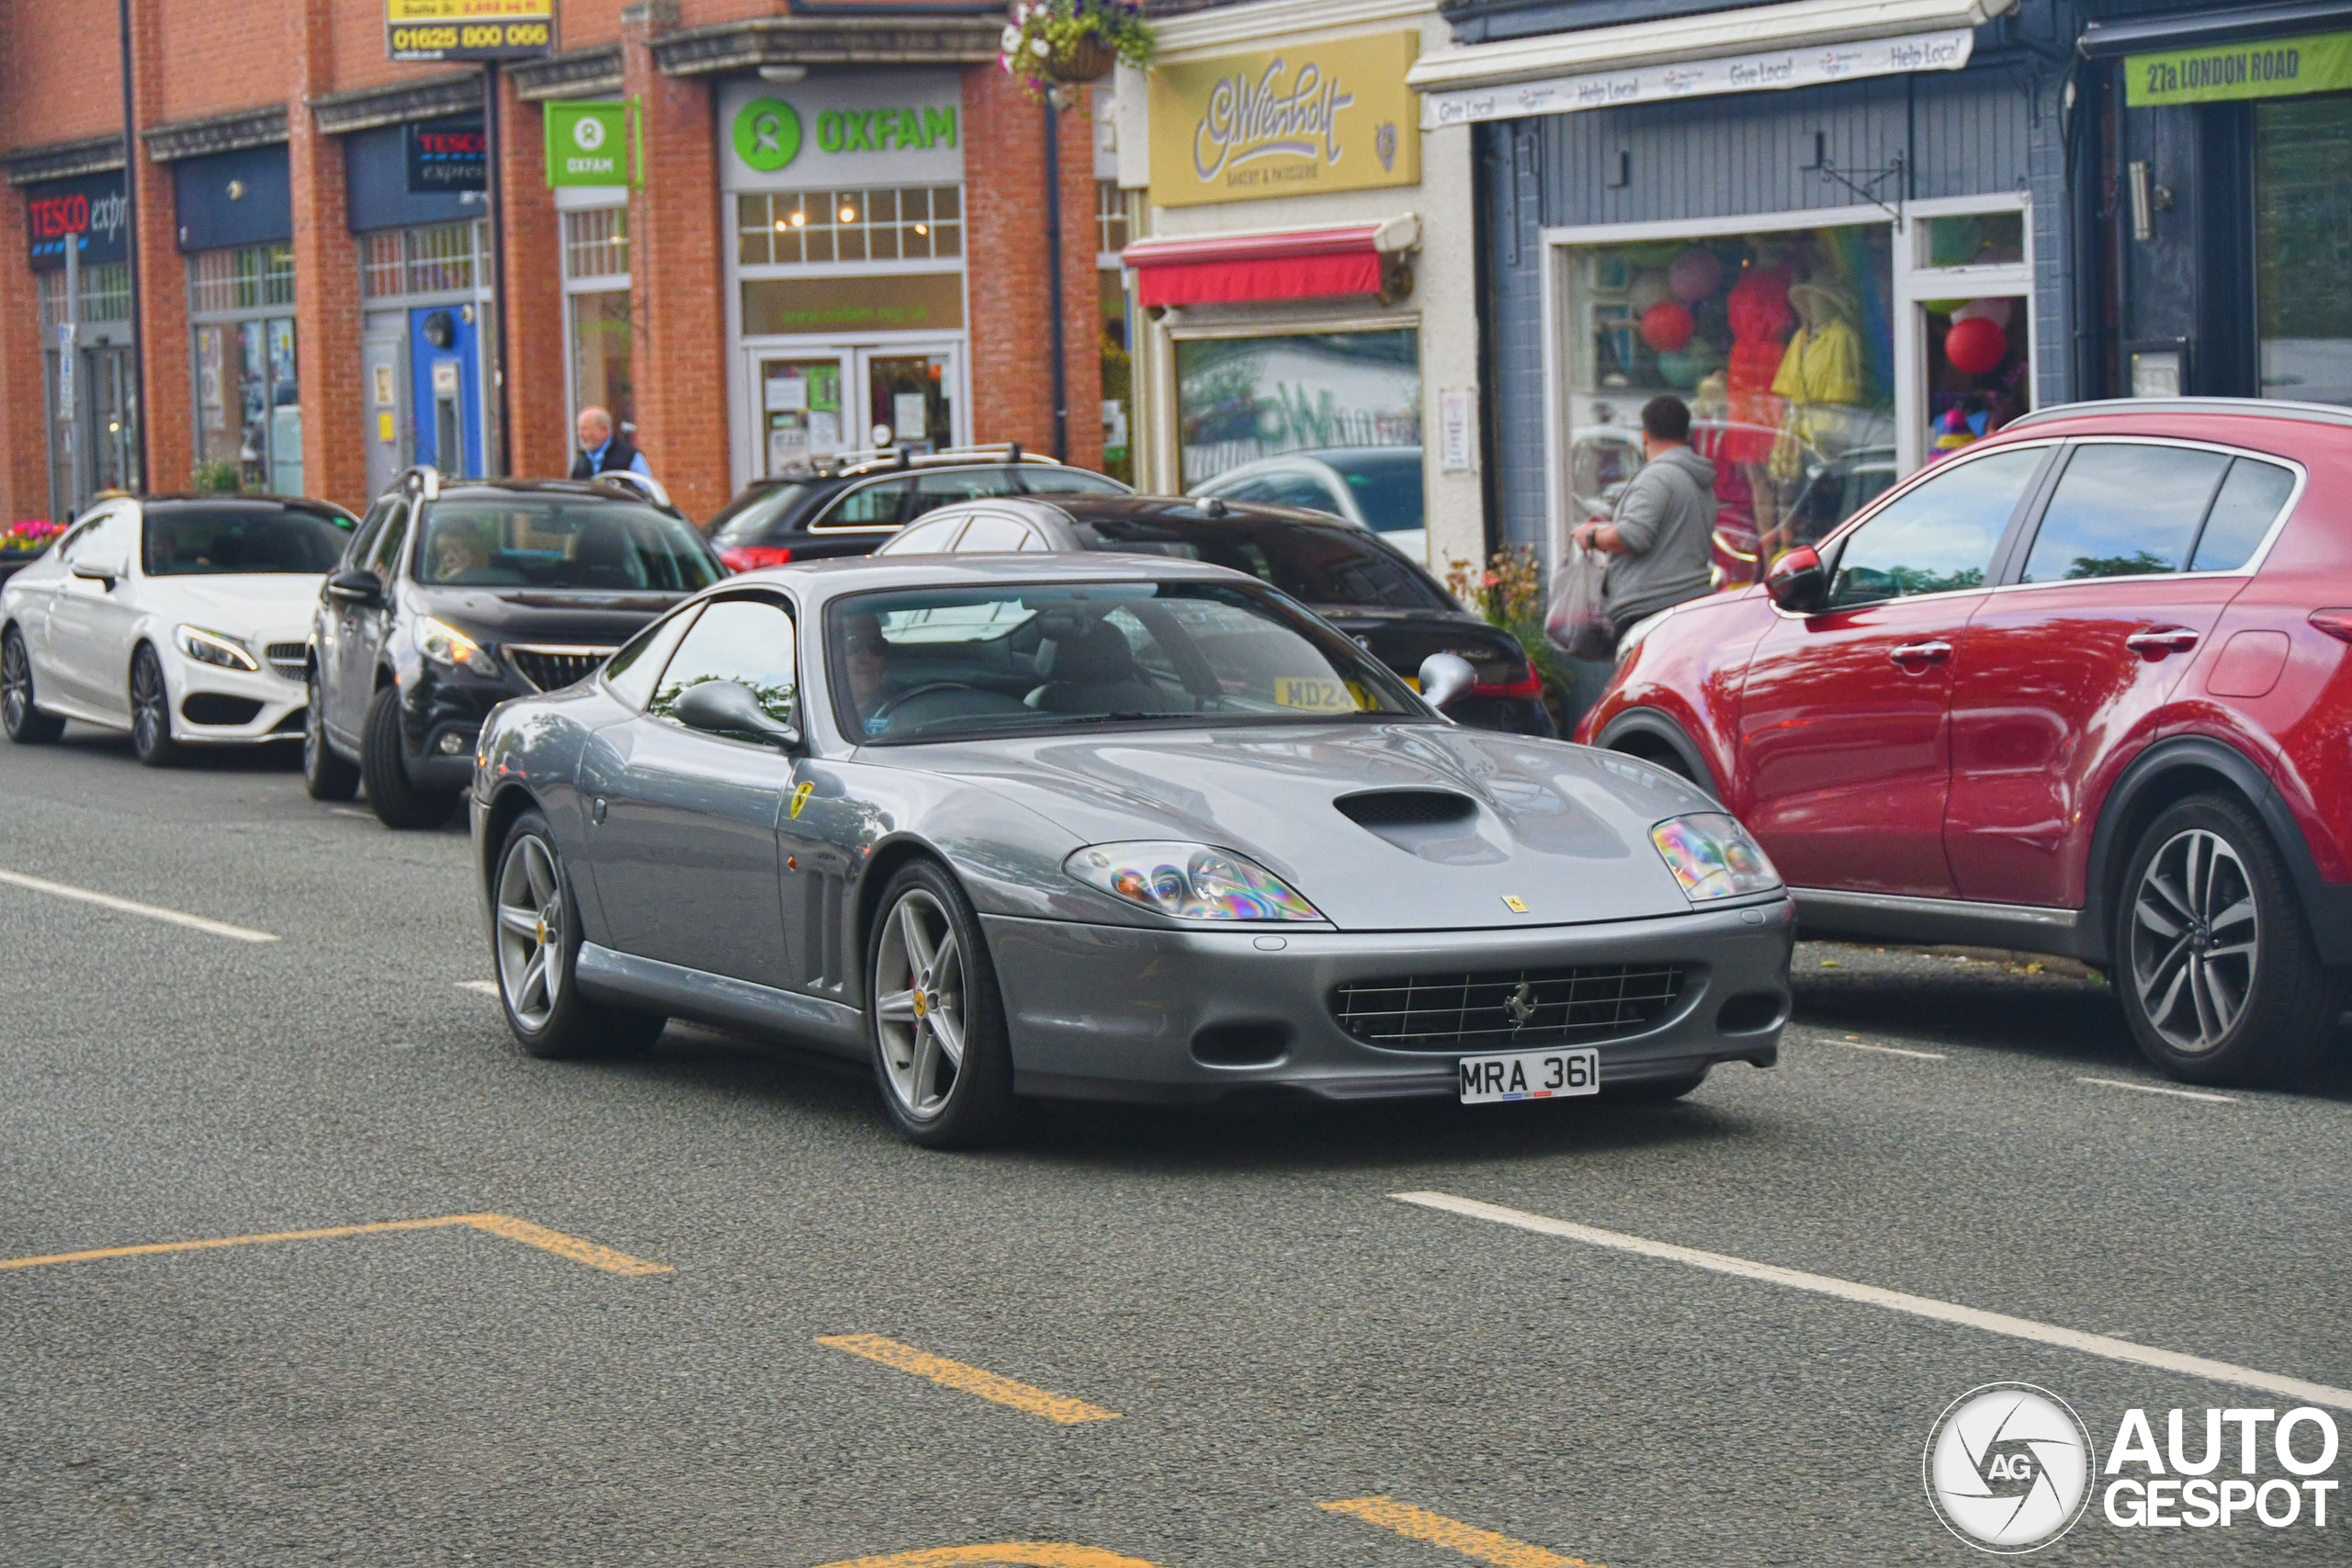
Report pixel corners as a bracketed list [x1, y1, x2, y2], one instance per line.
[174, 625, 258, 671]
[415, 615, 500, 678]
[1650, 813, 1781, 902]
[1064, 841, 1322, 922]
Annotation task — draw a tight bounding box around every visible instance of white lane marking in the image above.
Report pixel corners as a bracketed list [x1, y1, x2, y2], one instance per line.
[0, 868, 278, 944]
[1393, 1190, 2352, 1412]
[1824, 1036, 1946, 1061]
[2078, 1076, 2235, 1104]
[457, 980, 501, 997]
[328, 808, 374, 820]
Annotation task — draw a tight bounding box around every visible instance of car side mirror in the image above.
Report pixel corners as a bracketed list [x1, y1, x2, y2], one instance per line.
[673, 679, 801, 750]
[1417, 651, 1476, 716]
[70, 559, 122, 587]
[1765, 546, 1827, 614]
[326, 569, 383, 607]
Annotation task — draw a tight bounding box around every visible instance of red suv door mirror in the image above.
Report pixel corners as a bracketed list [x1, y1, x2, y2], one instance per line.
[1766, 546, 1826, 614]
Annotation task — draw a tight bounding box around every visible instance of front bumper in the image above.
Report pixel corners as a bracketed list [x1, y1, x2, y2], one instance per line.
[983, 897, 1795, 1104]
[165, 647, 307, 745]
[400, 665, 524, 789]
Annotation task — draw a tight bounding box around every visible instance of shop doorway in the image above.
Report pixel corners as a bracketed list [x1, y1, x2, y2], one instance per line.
[362, 332, 406, 499]
[744, 344, 961, 478]
[48, 340, 141, 521]
[410, 305, 483, 478]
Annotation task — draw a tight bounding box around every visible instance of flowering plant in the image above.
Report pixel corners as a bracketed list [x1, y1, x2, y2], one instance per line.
[999, 0, 1155, 96]
[1, 519, 62, 553]
[1446, 547, 1573, 713]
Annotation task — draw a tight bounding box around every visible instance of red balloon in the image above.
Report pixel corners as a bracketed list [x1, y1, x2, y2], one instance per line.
[1641, 300, 1694, 353]
[1945, 315, 2007, 376]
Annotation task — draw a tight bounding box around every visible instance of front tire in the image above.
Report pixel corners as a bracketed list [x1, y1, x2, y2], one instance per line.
[2, 627, 64, 744]
[302, 666, 360, 801]
[361, 682, 455, 829]
[865, 859, 1016, 1148]
[2115, 793, 2346, 1086]
[492, 810, 665, 1060]
[130, 645, 177, 768]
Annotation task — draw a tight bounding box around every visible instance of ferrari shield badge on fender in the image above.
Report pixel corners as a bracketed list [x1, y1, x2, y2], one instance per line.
[1501, 896, 1529, 913]
[790, 781, 815, 819]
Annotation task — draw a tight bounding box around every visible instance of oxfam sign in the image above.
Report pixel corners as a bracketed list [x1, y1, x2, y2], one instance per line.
[725, 78, 964, 185]
[733, 98, 804, 172]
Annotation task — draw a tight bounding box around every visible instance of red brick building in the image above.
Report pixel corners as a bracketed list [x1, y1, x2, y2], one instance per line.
[0, 0, 1102, 527]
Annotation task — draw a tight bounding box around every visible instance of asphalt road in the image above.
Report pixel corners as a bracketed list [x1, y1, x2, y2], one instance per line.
[4, 726, 2348, 1567]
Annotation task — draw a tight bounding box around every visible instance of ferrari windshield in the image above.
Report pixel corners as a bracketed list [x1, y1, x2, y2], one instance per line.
[831, 581, 1425, 743]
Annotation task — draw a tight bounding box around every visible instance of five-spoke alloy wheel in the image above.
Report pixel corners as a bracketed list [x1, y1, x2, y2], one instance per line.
[2, 627, 63, 744]
[865, 859, 1013, 1146]
[130, 645, 177, 767]
[2116, 794, 2345, 1086]
[490, 810, 665, 1060]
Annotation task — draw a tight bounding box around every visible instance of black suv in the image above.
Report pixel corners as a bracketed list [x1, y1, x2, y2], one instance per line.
[306, 468, 725, 828]
[872, 494, 1556, 737]
[704, 444, 1131, 572]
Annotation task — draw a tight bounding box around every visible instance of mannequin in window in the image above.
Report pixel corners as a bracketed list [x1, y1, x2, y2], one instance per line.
[1723, 263, 1793, 561]
[1765, 281, 1865, 558]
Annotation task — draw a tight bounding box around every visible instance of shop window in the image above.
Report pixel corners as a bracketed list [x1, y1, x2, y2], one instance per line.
[189, 244, 293, 315]
[2256, 94, 2352, 406]
[193, 318, 300, 496]
[37, 264, 131, 329]
[562, 208, 633, 440]
[1101, 267, 1132, 484]
[1174, 330, 1421, 492]
[1566, 226, 1896, 573]
[737, 187, 962, 266]
[1923, 213, 2024, 269]
[360, 220, 485, 299]
[562, 207, 629, 280]
[1096, 179, 1128, 257]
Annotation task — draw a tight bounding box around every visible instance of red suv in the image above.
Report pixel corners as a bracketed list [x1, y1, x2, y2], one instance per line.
[1577, 399, 2352, 1086]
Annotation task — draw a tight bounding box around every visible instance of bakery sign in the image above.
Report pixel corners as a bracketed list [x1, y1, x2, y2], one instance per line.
[1148, 31, 1420, 208]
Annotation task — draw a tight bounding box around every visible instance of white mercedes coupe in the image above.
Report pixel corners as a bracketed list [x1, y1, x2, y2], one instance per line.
[1, 494, 356, 765]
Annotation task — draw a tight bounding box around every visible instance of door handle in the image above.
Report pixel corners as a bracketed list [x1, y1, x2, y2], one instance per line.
[2125, 628, 2199, 658]
[1888, 641, 1952, 665]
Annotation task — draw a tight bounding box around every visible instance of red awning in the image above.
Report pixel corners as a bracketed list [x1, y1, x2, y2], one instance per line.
[1123, 220, 1412, 309]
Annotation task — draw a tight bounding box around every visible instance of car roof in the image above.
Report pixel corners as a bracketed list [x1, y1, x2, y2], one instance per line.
[2005, 397, 2352, 434]
[132, 493, 357, 518]
[422, 478, 663, 502]
[729, 549, 1267, 602]
[948, 492, 1363, 531]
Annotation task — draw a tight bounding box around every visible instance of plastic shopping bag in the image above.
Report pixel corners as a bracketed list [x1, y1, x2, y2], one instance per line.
[1546, 540, 1612, 660]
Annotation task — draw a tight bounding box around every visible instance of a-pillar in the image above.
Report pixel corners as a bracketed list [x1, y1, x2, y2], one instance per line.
[962, 68, 1102, 470]
[621, 2, 728, 517]
[495, 76, 566, 479]
[286, 1, 368, 513]
[127, 0, 192, 492]
[0, 186, 51, 519]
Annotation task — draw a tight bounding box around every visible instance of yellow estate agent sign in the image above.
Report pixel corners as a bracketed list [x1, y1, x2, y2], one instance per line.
[2125, 29, 2352, 107]
[1148, 31, 1420, 208]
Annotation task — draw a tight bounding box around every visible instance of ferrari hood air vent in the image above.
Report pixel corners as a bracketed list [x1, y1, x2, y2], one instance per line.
[1336, 789, 1477, 828]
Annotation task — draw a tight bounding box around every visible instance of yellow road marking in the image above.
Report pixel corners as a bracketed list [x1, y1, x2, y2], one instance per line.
[809, 1546, 1168, 1568]
[0, 1213, 669, 1277]
[1320, 1497, 1602, 1568]
[818, 1335, 1119, 1424]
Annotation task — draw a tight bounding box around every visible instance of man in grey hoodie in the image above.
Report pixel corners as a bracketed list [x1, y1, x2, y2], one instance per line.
[1569, 394, 1717, 646]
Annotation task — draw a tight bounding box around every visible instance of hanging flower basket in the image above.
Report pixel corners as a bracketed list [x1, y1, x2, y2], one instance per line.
[1001, 0, 1155, 97]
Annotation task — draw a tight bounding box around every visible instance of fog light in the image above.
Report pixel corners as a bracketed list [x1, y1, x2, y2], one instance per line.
[438, 730, 470, 755]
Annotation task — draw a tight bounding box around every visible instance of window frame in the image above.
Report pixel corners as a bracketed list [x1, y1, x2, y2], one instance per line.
[1989, 436, 2309, 593]
[644, 590, 802, 742]
[1793, 439, 2062, 616]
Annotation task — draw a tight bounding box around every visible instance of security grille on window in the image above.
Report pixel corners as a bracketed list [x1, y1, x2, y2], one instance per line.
[361, 220, 488, 299]
[37, 265, 131, 329]
[189, 244, 294, 314]
[735, 187, 963, 265]
[562, 207, 628, 281]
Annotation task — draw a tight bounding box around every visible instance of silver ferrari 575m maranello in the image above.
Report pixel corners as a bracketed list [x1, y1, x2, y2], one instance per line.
[469, 554, 1793, 1145]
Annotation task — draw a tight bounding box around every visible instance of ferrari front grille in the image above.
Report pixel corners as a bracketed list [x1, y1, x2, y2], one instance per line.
[1331, 963, 1685, 1050]
[508, 645, 616, 692]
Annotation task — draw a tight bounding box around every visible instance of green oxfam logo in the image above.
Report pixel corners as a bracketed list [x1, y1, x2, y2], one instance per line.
[733, 98, 803, 172]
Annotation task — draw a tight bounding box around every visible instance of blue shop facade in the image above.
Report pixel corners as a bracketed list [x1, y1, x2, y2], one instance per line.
[1424, 0, 2352, 571]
